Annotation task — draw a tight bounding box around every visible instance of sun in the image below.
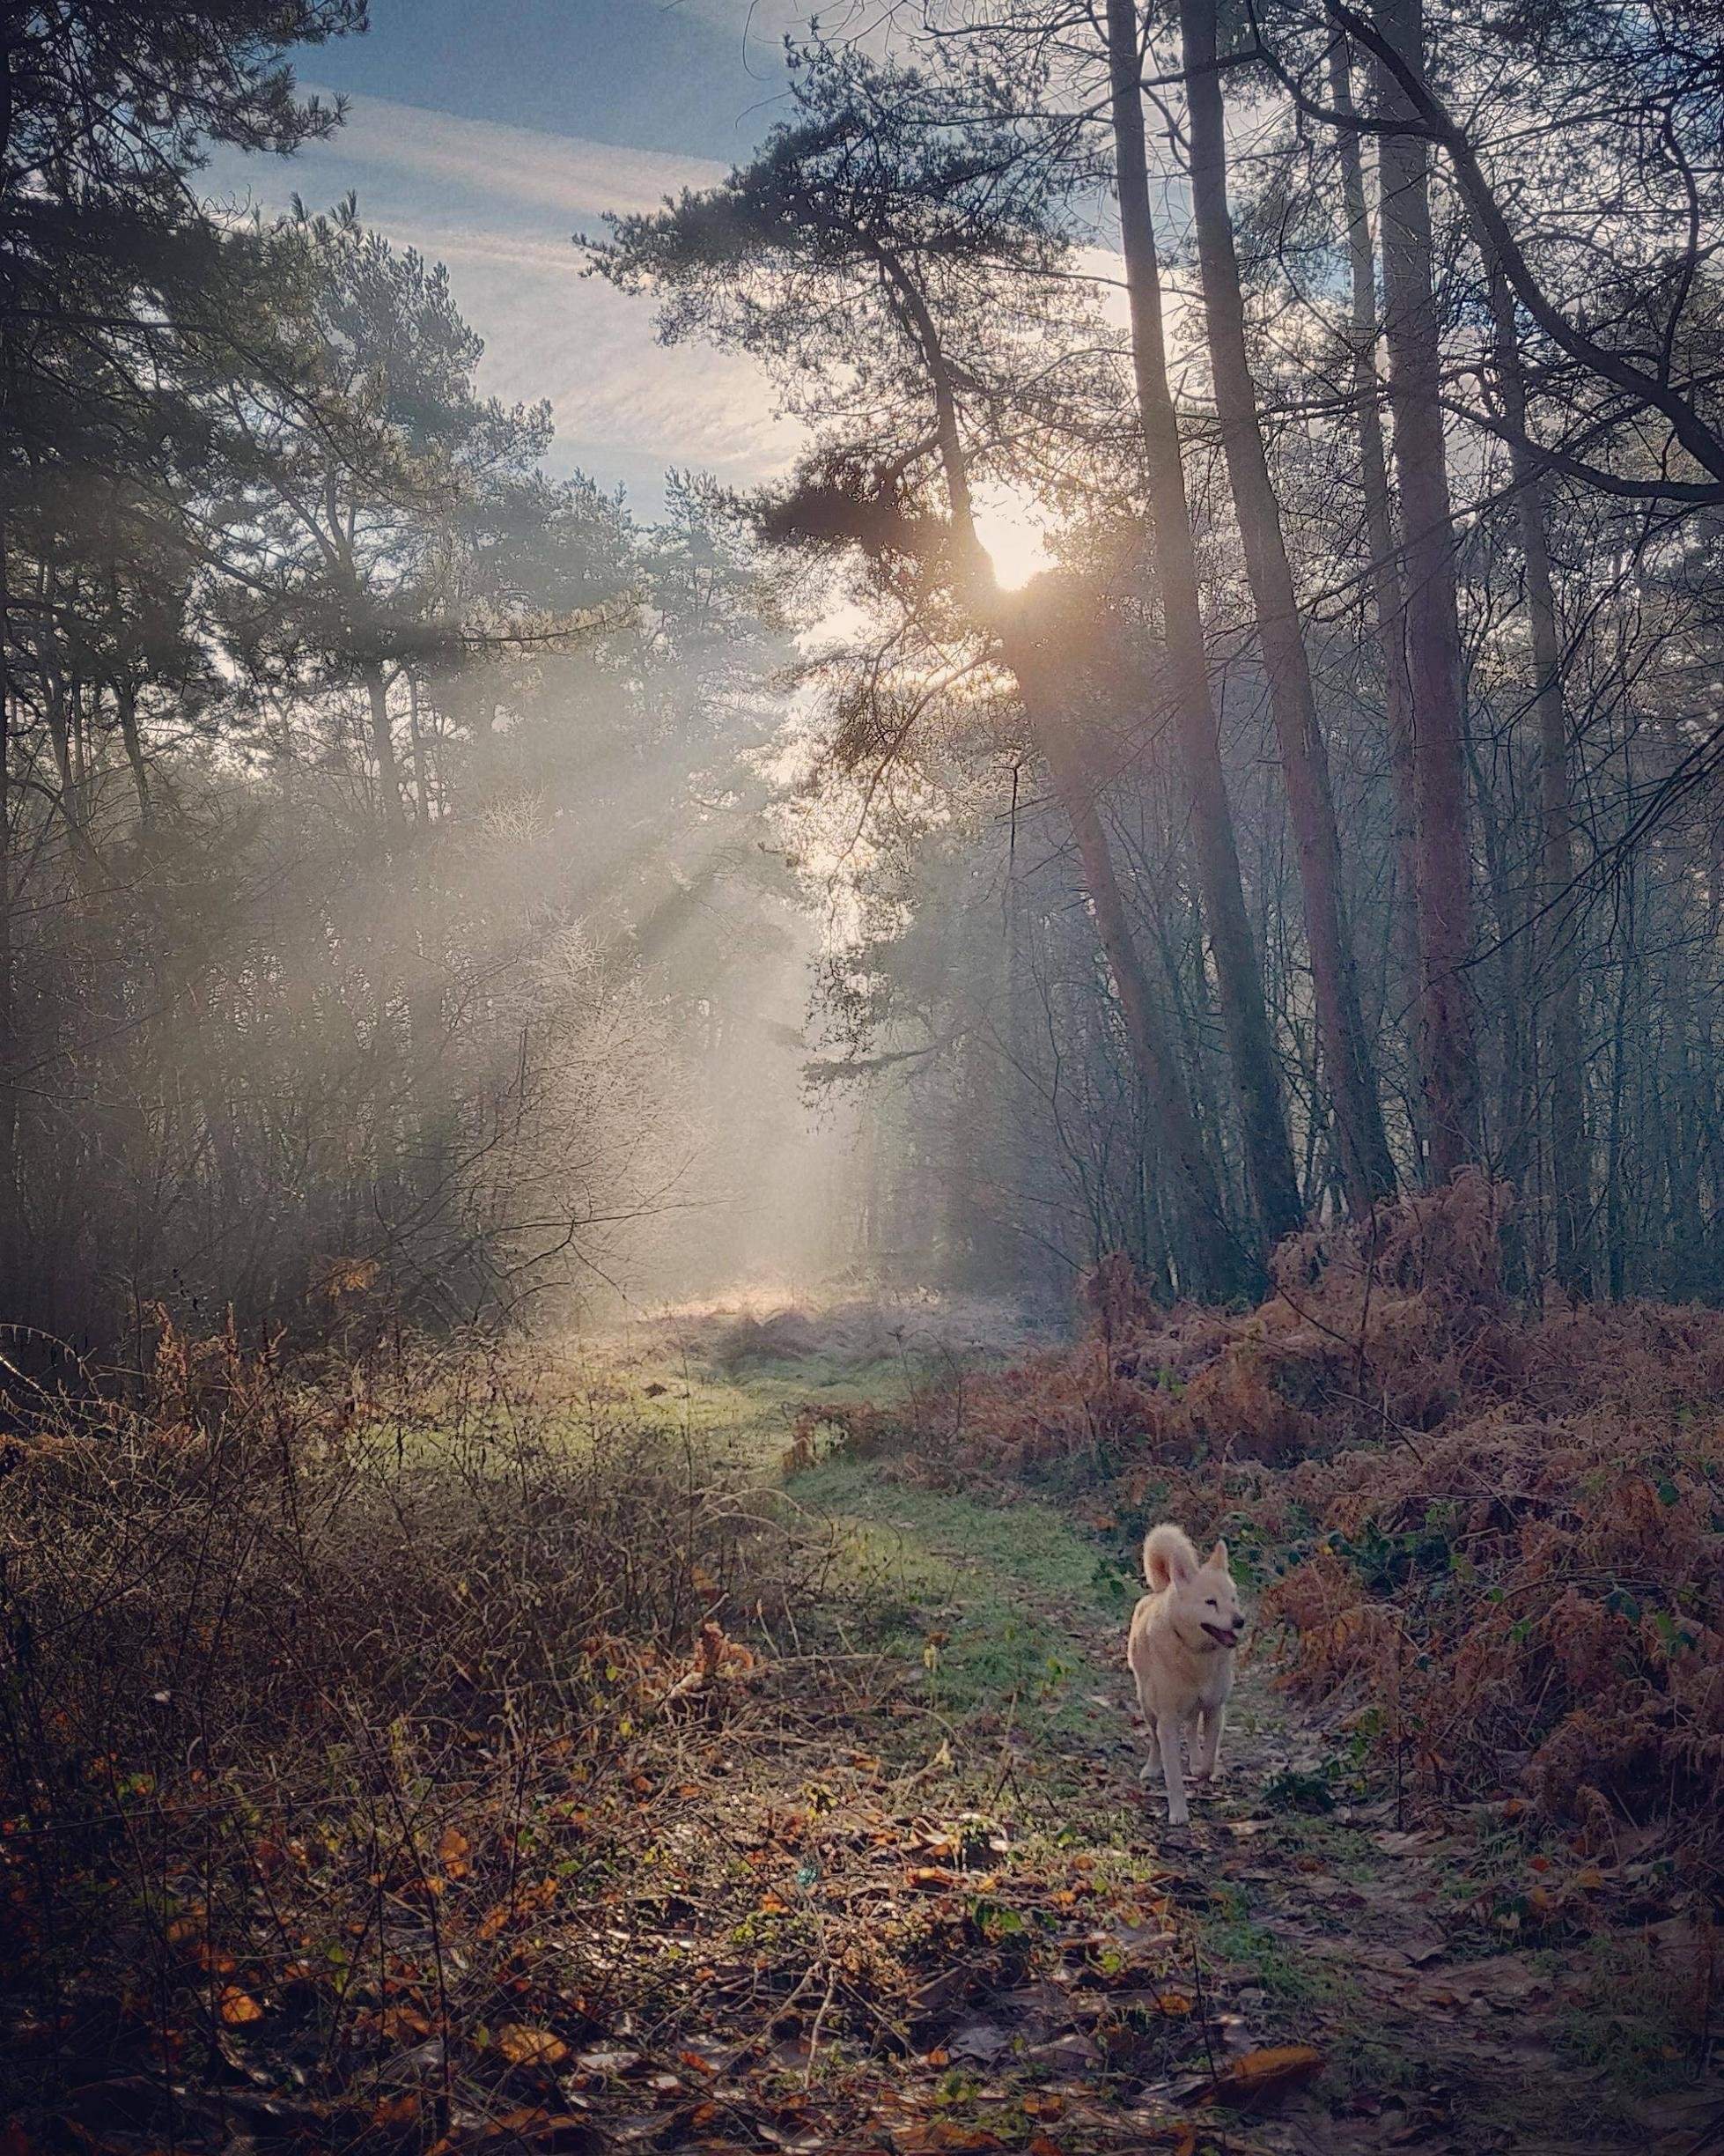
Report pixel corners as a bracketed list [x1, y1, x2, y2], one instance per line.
[972, 482, 1056, 592]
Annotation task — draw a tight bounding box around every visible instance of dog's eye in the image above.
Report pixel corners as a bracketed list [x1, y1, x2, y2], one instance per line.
[1205, 1598, 1217, 1607]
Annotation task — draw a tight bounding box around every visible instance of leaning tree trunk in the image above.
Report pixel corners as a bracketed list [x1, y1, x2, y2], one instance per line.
[879, 228, 1243, 1296]
[1104, 0, 1301, 1249]
[1373, 0, 1482, 1181]
[1483, 255, 1588, 1291]
[1181, 0, 1395, 1215]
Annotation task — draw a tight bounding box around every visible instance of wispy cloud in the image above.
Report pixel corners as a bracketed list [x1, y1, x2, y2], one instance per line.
[203, 92, 802, 505]
[291, 88, 732, 225]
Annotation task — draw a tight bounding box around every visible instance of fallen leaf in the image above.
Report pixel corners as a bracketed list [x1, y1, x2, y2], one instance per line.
[218, 1986, 265, 2027]
[1198, 2043, 1323, 2103]
[494, 2023, 569, 2068]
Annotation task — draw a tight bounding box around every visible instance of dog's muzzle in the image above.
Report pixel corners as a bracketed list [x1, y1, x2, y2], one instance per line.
[1202, 1621, 1243, 1648]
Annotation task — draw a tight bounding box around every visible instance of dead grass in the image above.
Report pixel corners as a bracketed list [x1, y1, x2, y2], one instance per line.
[0, 1319, 814, 2149]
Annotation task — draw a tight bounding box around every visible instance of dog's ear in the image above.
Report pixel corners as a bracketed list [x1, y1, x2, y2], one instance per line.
[1208, 1539, 1230, 1572]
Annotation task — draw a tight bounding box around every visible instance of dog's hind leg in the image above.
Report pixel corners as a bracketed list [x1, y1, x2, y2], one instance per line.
[1155, 1716, 1189, 1827]
[1193, 1702, 1227, 1783]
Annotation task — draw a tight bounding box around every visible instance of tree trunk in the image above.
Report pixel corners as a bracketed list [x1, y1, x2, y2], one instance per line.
[1373, 0, 1481, 1181]
[1017, 653, 1240, 1300]
[1104, 0, 1302, 1248]
[1329, 40, 1422, 1097]
[0, 521, 18, 1320]
[117, 679, 154, 835]
[877, 218, 1245, 1292]
[1482, 255, 1588, 1291]
[407, 670, 433, 827]
[365, 664, 409, 839]
[1182, 0, 1394, 1215]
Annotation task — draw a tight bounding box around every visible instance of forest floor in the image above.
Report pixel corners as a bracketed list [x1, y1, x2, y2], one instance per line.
[4, 1296, 1718, 2156]
[505, 1304, 1720, 2156]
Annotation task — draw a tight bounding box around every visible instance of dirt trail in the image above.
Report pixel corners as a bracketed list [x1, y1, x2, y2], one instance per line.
[1069, 1617, 1711, 2155]
[809, 1474, 1721, 2156]
[549, 1311, 1722, 2156]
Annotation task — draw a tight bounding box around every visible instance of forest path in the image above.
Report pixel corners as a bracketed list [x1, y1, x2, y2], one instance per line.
[521, 1313, 1719, 2156]
[754, 1448, 1717, 2156]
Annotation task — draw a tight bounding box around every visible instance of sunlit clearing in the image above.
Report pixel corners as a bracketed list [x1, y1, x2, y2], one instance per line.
[973, 483, 1056, 591]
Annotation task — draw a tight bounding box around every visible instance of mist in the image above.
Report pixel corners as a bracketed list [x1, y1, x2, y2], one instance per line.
[6, 2, 1724, 1363]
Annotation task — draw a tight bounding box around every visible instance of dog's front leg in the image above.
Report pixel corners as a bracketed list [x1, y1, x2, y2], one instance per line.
[1155, 1716, 1189, 1827]
[1193, 1702, 1226, 1783]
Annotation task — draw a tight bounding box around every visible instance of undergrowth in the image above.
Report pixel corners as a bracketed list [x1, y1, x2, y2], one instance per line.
[814, 1173, 1724, 1893]
[0, 1321, 811, 2147]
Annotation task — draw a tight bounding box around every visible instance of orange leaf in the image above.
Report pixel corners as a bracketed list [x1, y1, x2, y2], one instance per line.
[372, 2093, 420, 2128]
[438, 1827, 471, 1879]
[218, 1986, 265, 2027]
[1199, 2043, 1322, 2102]
[494, 2023, 569, 2068]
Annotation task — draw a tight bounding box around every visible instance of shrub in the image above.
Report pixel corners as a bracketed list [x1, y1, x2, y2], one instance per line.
[925, 1177, 1724, 1878]
[0, 1322, 799, 2140]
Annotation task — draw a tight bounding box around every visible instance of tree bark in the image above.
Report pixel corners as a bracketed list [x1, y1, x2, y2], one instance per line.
[1373, 0, 1482, 1180]
[1482, 255, 1588, 1291]
[1329, 40, 1422, 1071]
[1182, 0, 1395, 1215]
[0, 517, 18, 1319]
[365, 663, 409, 839]
[1015, 640, 1240, 1300]
[1105, 0, 1303, 1248]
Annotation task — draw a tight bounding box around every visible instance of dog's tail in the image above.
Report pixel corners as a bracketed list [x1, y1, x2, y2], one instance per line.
[1143, 1522, 1199, 1591]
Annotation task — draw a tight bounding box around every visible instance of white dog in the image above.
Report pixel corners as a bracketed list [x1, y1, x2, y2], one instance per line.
[1126, 1523, 1245, 1827]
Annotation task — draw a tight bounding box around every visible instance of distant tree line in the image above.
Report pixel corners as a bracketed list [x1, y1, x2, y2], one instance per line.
[0, 3, 798, 1363]
[8, 0, 1724, 1356]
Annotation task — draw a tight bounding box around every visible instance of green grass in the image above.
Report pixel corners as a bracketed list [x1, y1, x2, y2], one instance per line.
[785, 1458, 1133, 1739]
[1200, 1882, 1355, 2011]
[1547, 1932, 1706, 2110]
[554, 1343, 935, 1478]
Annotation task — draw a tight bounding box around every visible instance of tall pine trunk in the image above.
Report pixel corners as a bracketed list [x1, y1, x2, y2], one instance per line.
[1374, 0, 1481, 1179]
[1181, 0, 1395, 1215]
[0, 528, 18, 1321]
[1330, 41, 1422, 1096]
[1105, 0, 1302, 1248]
[1483, 256, 1588, 1289]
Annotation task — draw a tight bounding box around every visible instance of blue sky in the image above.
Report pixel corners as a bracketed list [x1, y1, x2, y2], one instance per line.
[204, 0, 834, 508]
